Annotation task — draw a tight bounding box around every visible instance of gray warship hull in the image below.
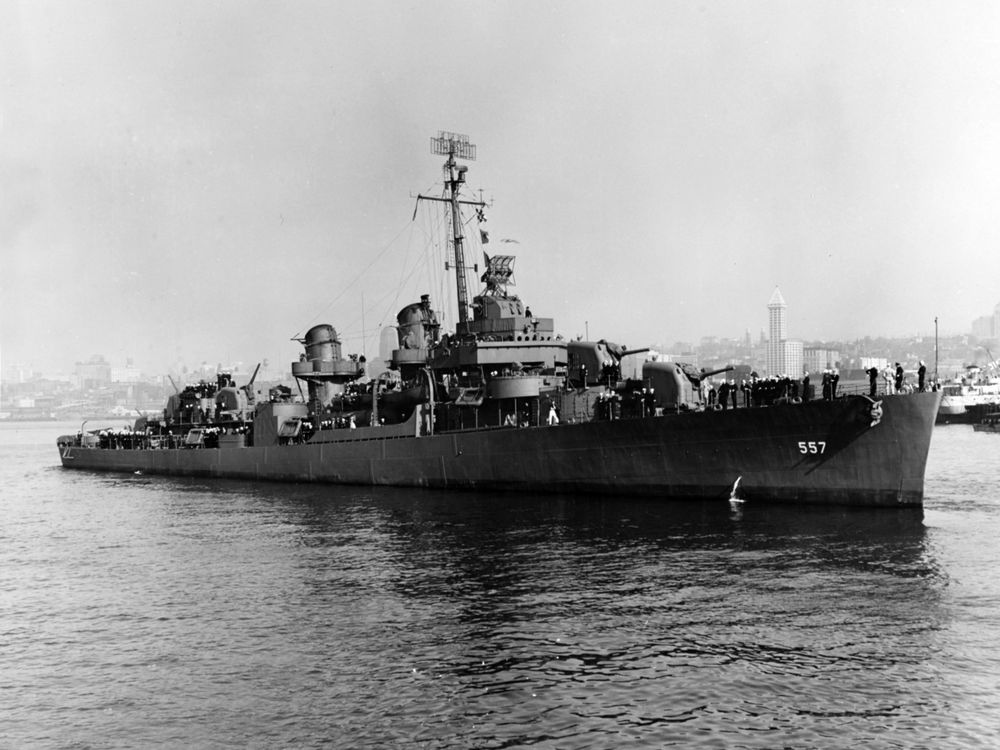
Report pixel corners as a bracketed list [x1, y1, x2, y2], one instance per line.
[59, 391, 940, 507]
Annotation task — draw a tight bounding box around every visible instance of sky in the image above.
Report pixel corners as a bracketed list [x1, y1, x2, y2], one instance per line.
[4, 0, 1000, 376]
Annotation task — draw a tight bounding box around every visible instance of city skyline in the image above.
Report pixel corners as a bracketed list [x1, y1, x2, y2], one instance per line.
[2, 283, 988, 385]
[3, 280, 996, 382]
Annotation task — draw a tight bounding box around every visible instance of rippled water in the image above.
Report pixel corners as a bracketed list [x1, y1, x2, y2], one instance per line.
[2, 422, 999, 748]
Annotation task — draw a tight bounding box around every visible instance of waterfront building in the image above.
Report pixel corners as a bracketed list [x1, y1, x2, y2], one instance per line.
[2, 362, 34, 385]
[971, 301, 1000, 342]
[859, 356, 889, 372]
[972, 313, 995, 340]
[111, 359, 142, 384]
[804, 347, 842, 373]
[75, 355, 111, 389]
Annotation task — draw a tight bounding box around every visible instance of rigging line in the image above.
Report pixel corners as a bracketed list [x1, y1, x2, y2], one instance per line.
[434, 202, 458, 328]
[291, 218, 415, 339]
[435, 216, 450, 328]
[404, 194, 453, 283]
[394, 218, 422, 301]
[382, 244, 426, 326]
[339, 210, 444, 349]
[333, 224, 429, 348]
[415, 196, 462, 332]
[337, 285, 404, 344]
[415, 201, 442, 284]
[407, 201, 446, 330]
[345, 202, 449, 349]
[368, 232, 427, 343]
[368, 209, 436, 327]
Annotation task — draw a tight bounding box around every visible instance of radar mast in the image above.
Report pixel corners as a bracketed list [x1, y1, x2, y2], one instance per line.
[419, 131, 486, 335]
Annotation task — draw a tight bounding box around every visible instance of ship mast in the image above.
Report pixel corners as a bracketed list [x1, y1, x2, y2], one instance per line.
[419, 131, 485, 335]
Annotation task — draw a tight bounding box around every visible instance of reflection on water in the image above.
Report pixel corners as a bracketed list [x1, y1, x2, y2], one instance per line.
[149, 481, 946, 747]
[3, 424, 997, 748]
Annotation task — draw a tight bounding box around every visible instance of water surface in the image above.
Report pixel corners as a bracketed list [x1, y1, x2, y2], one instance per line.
[2, 422, 998, 748]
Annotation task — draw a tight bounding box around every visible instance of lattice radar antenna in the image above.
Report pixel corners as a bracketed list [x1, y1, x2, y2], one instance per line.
[480, 254, 516, 296]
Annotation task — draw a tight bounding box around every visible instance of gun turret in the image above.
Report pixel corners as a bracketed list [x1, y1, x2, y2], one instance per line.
[643, 363, 735, 411]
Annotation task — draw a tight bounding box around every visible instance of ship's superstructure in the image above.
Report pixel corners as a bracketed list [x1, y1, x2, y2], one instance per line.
[57, 132, 941, 506]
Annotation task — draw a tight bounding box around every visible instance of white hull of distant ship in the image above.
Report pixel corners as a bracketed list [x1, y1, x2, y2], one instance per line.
[57, 131, 941, 507]
[936, 379, 1000, 423]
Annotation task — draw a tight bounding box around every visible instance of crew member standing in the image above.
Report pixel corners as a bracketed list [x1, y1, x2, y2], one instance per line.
[895, 362, 904, 392]
[918, 361, 927, 391]
[867, 367, 879, 398]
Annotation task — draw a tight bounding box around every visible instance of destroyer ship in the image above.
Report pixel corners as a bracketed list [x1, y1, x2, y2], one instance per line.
[57, 132, 941, 506]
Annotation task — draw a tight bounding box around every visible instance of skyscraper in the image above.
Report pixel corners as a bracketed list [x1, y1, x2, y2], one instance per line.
[766, 287, 786, 376]
[765, 287, 803, 377]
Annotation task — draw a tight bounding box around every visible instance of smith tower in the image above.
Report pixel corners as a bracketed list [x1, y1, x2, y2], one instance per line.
[766, 287, 786, 376]
[765, 287, 803, 377]
[768, 287, 787, 344]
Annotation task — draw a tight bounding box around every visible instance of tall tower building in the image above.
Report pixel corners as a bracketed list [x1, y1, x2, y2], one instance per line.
[768, 287, 787, 343]
[764, 287, 803, 377]
[766, 287, 786, 376]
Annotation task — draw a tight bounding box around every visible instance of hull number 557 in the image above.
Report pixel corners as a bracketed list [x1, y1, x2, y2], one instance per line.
[798, 441, 827, 454]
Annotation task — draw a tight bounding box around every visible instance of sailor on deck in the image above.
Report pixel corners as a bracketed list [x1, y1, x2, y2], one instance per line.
[547, 404, 559, 426]
[867, 367, 879, 398]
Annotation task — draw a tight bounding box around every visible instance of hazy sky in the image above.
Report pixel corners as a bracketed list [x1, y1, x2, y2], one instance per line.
[4, 1, 1000, 375]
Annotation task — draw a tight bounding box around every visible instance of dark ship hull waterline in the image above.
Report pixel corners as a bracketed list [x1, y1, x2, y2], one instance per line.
[57, 132, 941, 507]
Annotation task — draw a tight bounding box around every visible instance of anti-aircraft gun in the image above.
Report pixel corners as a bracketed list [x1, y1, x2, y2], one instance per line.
[163, 376, 218, 425]
[643, 362, 735, 411]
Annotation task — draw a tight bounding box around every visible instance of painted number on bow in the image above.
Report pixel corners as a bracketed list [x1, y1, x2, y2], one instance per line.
[797, 441, 826, 454]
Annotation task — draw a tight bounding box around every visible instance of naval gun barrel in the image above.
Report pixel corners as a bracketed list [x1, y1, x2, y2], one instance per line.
[246, 363, 261, 387]
[601, 342, 650, 360]
[699, 365, 735, 379]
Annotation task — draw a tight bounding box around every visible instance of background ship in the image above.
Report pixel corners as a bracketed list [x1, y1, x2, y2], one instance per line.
[58, 132, 941, 506]
[936, 364, 1000, 423]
